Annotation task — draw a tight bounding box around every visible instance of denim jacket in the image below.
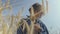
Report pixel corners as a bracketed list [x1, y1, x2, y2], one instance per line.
[17, 17, 49, 34]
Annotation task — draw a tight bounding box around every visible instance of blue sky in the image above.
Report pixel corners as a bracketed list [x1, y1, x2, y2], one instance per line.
[2, 0, 60, 34]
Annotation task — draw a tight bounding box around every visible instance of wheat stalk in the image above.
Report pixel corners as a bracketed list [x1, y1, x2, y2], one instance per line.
[0, 0, 48, 34]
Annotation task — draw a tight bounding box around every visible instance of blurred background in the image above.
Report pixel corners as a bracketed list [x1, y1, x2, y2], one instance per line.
[0, 0, 60, 34]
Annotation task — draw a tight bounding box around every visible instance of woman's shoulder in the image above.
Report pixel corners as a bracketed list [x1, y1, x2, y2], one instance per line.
[37, 19, 49, 34]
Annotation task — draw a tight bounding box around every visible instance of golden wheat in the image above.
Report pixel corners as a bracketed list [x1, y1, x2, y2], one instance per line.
[0, 0, 48, 34]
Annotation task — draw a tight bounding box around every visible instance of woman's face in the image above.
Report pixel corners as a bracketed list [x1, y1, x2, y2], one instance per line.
[34, 11, 44, 19]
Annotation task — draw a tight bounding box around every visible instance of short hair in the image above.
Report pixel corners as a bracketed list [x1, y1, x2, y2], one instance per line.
[29, 3, 41, 13]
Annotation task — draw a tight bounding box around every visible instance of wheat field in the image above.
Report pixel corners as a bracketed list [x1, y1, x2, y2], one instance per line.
[0, 0, 48, 34]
